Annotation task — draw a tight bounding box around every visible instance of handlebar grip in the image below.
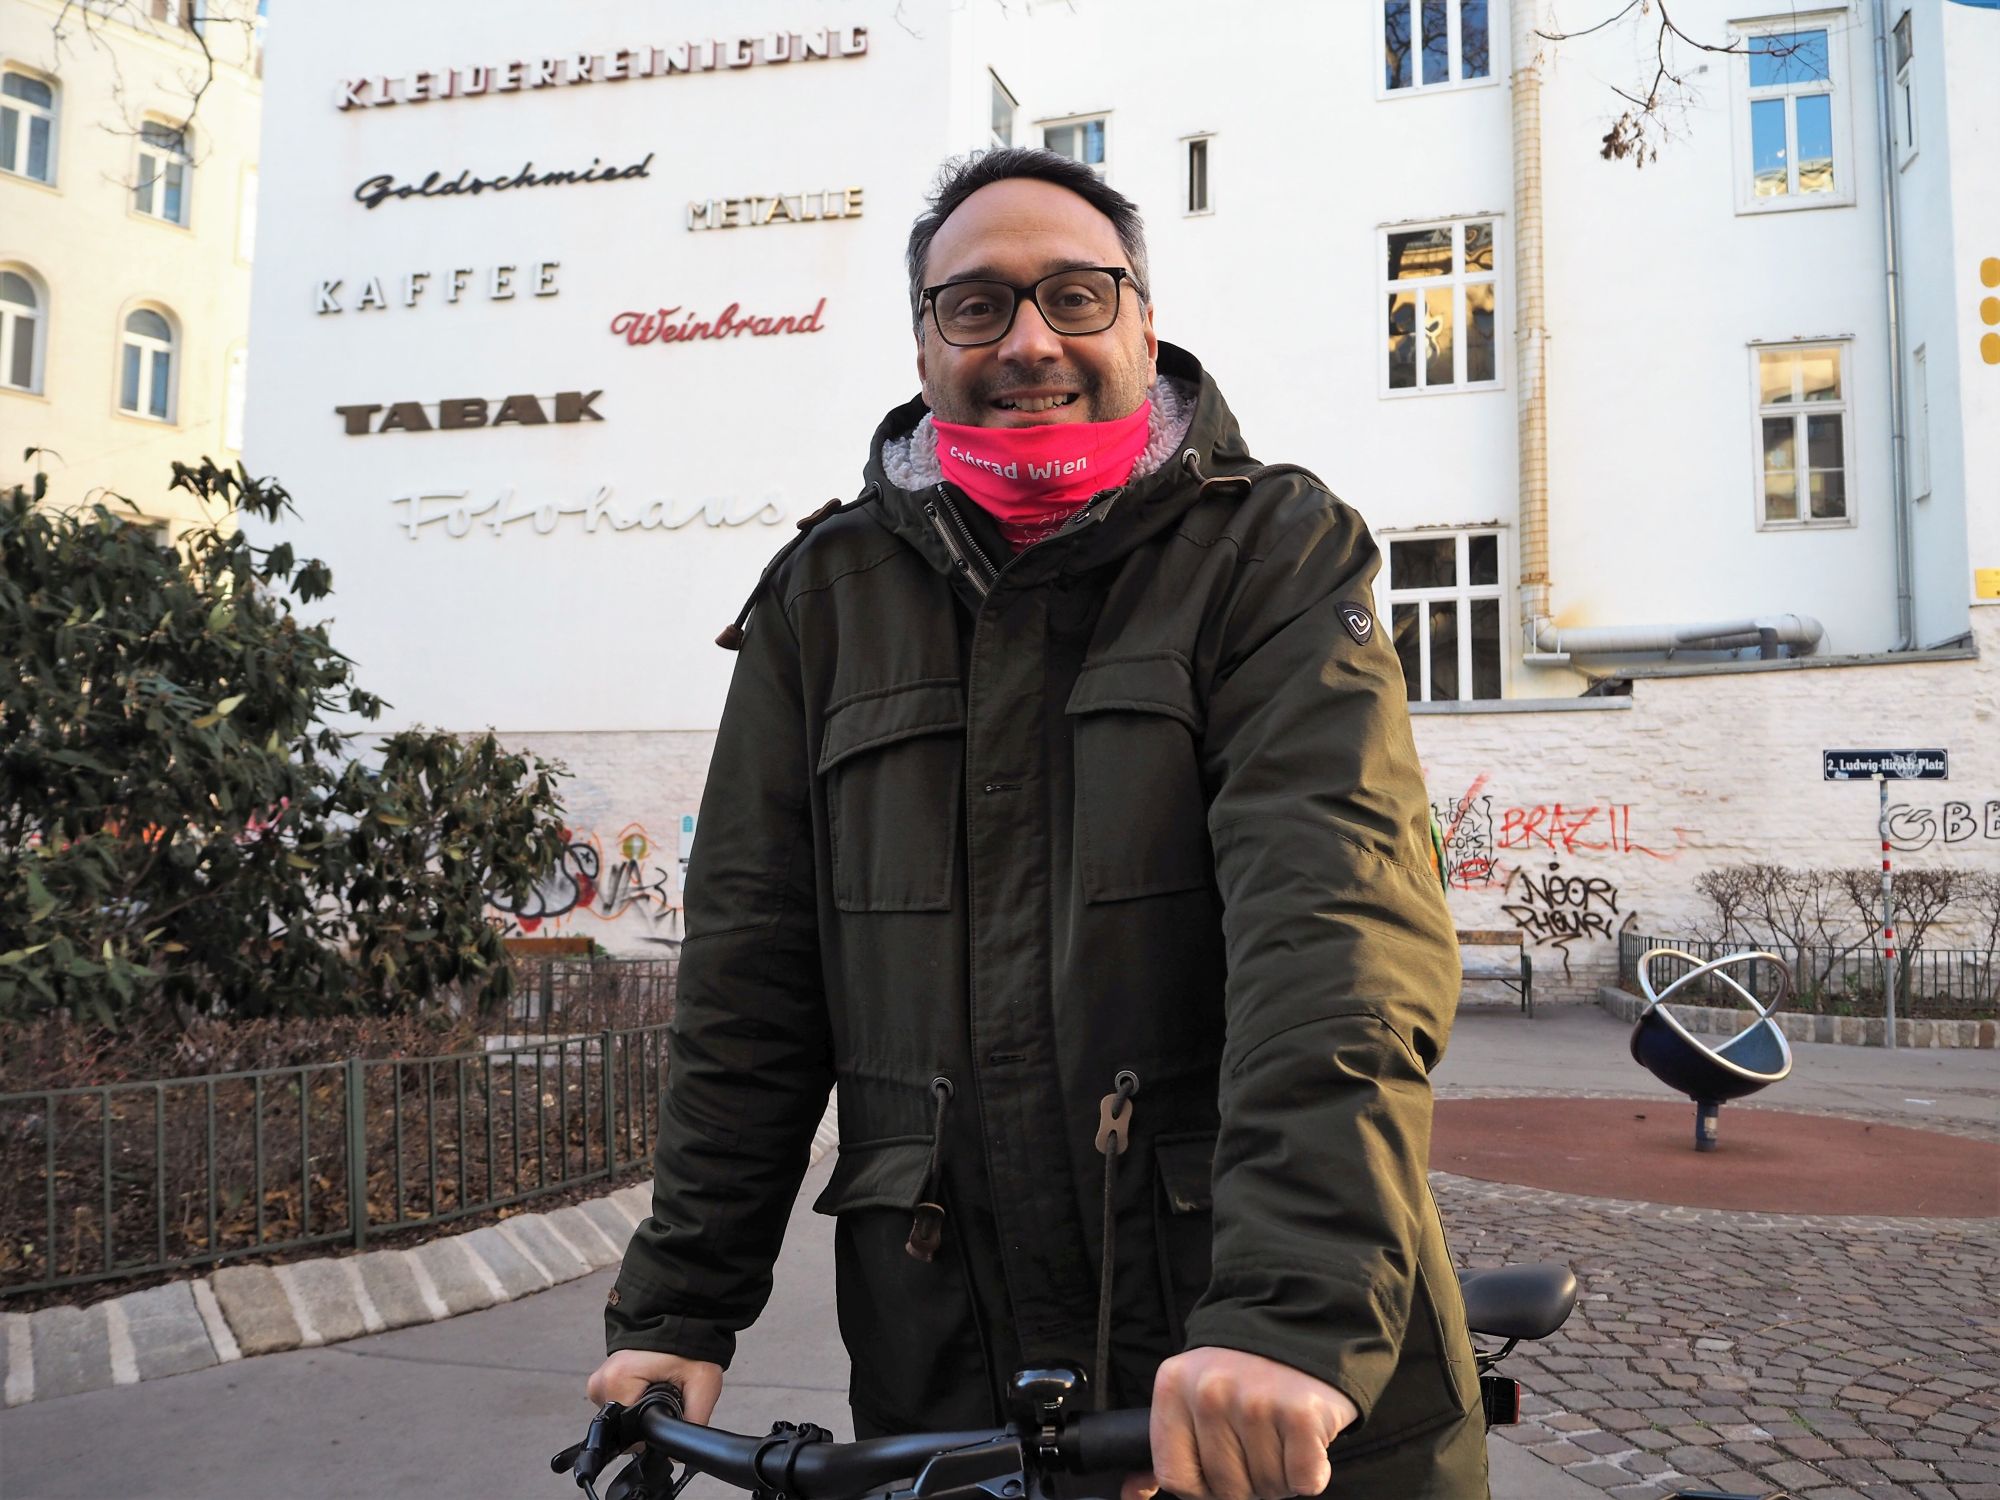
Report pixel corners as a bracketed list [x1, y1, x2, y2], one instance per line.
[1068, 1408, 1155, 1474]
[634, 1382, 687, 1423]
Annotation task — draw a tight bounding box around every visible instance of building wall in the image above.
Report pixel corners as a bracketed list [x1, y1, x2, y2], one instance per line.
[0, 0, 261, 535]
[1943, 0, 2000, 619]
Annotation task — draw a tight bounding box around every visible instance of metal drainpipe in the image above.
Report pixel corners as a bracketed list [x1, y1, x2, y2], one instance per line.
[1511, 0, 1552, 648]
[1872, 0, 1917, 649]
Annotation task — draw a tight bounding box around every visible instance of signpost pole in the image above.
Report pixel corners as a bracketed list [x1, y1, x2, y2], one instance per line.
[1875, 773, 1898, 1050]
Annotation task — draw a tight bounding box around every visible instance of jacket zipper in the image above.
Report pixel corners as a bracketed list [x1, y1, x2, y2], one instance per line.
[925, 486, 996, 598]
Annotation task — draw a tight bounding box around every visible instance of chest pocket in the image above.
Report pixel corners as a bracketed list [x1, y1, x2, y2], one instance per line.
[1065, 655, 1212, 903]
[819, 680, 965, 912]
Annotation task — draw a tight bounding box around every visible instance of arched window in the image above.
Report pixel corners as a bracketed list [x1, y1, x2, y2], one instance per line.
[1, 269, 44, 393]
[120, 307, 176, 421]
[1, 69, 57, 185]
[134, 121, 192, 225]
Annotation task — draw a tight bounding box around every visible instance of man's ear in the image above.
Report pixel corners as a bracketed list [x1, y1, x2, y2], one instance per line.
[915, 326, 929, 391]
[1142, 302, 1159, 382]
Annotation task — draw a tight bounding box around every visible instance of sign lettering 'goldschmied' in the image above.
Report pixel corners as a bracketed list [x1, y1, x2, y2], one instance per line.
[335, 392, 604, 434]
[336, 28, 868, 110]
[1822, 749, 1950, 781]
[609, 300, 827, 345]
[391, 486, 787, 539]
[316, 262, 559, 314]
[355, 155, 654, 210]
[688, 189, 863, 230]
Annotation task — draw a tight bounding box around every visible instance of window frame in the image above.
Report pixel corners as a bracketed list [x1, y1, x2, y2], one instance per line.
[1183, 133, 1213, 216]
[132, 119, 194, 228]
[1378, 214, 1503, 399]
[1, 67, 59, 186]
[1379, 526, 1509, 703]
[1909, 342, 1929, 502]
[1730, 13, 1855, 215]
[1377, 0, 1498, 100]
[0, 264, 48, 397]
[1039, 112, 1109, 177]
[989, 70, 1016, 149]
[1891, 9, 1916, 168]
[1749, 337, 1857, 532]
[117, 304, 180, 424]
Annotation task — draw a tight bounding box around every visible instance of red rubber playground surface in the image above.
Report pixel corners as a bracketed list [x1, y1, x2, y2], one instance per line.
[1430, 1097, 2000, 1218]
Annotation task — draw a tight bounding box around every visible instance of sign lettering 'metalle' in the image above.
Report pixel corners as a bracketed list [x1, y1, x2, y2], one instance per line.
[336, 27, 867, 110]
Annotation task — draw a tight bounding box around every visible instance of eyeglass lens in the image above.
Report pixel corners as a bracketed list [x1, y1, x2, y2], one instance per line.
[932, 269, 1122, 346]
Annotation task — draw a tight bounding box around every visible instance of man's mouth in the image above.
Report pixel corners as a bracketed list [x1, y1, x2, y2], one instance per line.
[992, 393, 1081, 413]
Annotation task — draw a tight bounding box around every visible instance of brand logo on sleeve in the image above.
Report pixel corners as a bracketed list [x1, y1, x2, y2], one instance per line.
[1339, 602, 1375, 646]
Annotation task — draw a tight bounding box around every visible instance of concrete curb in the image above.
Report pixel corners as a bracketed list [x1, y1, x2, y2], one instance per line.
[1596, 985, 1996, 1048]
[1, 1095, 842, 1409]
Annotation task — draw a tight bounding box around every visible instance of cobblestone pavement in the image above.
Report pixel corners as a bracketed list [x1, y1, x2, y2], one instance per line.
[1438, 1171, 2000, 1500]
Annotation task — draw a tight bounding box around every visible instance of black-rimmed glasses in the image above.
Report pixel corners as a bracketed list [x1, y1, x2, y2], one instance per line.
[922, 266, 1140, 348]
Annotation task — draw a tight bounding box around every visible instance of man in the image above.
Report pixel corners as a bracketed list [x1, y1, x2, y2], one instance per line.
[588, 148, 1484, 1499]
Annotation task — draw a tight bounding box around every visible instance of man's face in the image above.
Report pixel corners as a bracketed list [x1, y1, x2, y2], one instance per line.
[917, 178, 1158, 428]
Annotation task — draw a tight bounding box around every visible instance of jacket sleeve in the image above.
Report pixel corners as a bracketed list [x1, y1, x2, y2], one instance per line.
[605, 593, 834, 1366]
[1181, 493, 1460, 1426]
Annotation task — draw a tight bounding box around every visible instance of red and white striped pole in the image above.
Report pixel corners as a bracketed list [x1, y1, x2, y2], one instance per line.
[1876, 772, 1898, 1049]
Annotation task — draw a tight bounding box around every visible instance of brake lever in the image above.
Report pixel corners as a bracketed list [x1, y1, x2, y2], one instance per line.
[604, 1447, 691, 1500]
[552, 1401, 630, 1493]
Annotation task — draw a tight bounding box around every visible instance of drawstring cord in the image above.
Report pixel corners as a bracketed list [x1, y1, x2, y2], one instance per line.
[1092, 1069, 1140, 1409]
[715, 489, 878, 649]
[905, 1076, 954, 1262]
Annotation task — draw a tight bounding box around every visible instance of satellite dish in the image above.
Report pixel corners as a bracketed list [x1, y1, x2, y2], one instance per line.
[1631, 948, 1795, 1151]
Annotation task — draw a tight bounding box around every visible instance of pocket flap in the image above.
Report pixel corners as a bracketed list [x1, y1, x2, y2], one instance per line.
[810, 1135, 933, 1215]
[1064, 655, 1203, 734]
[818, 681, 966, 774]
[1155, 1132, 1217, 1214]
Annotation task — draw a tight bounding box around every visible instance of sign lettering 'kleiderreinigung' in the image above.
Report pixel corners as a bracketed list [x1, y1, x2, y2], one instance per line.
[1822, 749, 1950, 781]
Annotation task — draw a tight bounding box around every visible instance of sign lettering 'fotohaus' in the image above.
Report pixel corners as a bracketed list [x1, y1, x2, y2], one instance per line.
[392, 486, 787, 540]
[335, 392, 604, 434]
[1822, 749, 1951, 781]
[336, 27, 868, 110]
[355, 155, 654, 210]
[316, 262, 559, 314]
[688, 189, 863, 230]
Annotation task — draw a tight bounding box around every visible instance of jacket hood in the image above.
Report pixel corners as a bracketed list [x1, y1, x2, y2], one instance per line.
[860, 342, 1256, 587]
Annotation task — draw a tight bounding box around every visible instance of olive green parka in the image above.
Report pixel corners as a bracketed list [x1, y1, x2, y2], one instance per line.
[608, 345, 1486, 1494]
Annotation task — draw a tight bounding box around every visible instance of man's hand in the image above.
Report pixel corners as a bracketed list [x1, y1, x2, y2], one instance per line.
[586, 1350, 724, 1425]
[1120, 1346, 1360, 1500]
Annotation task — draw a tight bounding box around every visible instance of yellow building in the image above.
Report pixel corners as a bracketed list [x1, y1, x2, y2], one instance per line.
[0, 0, 262, 536]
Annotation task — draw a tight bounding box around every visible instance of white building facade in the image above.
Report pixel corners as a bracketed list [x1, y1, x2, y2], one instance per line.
[245, 0, 2000, 993]
[1, 0, 264, 536]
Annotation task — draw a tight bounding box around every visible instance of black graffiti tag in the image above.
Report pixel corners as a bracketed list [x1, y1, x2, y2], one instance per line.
[1501, 862, 1621, 978]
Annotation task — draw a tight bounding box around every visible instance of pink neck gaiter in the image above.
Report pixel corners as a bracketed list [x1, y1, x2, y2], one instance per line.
[933, 402, 1152, 549]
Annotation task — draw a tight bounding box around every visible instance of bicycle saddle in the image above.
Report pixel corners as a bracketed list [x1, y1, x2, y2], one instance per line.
[1458, 1263, 1577, 1342]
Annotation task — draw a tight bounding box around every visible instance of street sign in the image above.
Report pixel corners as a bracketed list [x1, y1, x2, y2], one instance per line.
[1822, 749, 1949, 781]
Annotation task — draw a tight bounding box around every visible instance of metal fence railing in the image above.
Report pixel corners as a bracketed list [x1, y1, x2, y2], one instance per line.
[495, 957, 678, 1040]
[0, 1023, 670, 1300]
[1617, 933, 1999, 1018]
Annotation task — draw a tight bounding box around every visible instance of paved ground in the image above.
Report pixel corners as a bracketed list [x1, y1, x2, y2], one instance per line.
[1433, 1005, 2000, 1500]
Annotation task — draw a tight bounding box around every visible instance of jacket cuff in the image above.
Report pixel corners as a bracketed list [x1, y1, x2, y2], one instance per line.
[603, 1261, 739, 1367]
[1182, 1266, 1402, 1427]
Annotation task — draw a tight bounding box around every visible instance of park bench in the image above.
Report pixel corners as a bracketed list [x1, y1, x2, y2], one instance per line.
[1457, 928, 1533, 1017]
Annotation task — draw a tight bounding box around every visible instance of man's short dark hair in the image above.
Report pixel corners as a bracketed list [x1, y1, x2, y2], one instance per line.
[905, 147, 1152, 331]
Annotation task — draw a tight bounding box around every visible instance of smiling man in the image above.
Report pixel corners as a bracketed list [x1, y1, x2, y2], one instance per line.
[589, 149, 1484, 1499]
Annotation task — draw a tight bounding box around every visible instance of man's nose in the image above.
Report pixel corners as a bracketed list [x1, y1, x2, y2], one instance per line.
[995, 295, 1066, 367]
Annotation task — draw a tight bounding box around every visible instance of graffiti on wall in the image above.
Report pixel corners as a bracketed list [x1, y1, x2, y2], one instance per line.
[1499, 862, 1623, 978]
[1431, 773, 1689, 894]
[487, 821, 683, 945]
[1432, 774, 1498, 887]
[1884, 799, 2000, 852]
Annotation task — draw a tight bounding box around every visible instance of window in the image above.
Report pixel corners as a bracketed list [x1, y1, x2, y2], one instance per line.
[1910, 344, 1929, 501]
[120, 307, 177, 421]
[1383, 218, 1497, 393]
[149, 0, 199, 31]
[1, 268, 45, 393]
[1385, 530, 1504, 702]
[1, 70, 56, 184]
[1382, 0, 1491, 92]
[224, 344, 247, 451]
[1042, 115, 1107, 175]
[1185, 136, 1211, 214]
[134, 121, 192, 225]
[990, 72, 1016, 148]
[1737, 21, 1850, 210]
[1754, 343, 1850, 526]
[1892, 11, 1915, 165]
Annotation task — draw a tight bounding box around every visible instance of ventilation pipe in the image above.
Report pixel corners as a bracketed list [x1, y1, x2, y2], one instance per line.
[1510, 0, 1552, 645]
[1870, 0, 1917, 649]
[1531, 614, 1826, 660]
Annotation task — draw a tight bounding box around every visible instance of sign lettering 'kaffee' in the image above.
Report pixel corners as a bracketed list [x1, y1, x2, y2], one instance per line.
[1822, 749, 1950, 781]
[688, 189, 863, 230]
[336, 28, 868, 110]
[316, 262, 559, 314]
[335, 392, 604, 434]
